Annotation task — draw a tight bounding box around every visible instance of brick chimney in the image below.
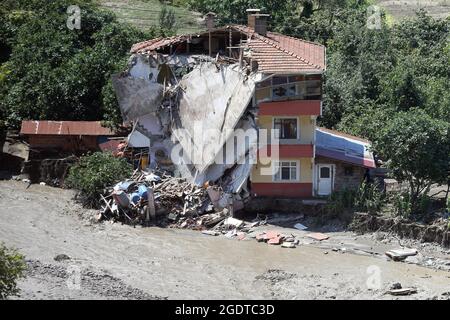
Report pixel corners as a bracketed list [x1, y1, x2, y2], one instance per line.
[246, 9, 269, 36]
[205, 12, 216, 31]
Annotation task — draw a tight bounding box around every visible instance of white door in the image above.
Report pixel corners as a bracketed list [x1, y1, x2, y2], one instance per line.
[317, 165, 333, 196]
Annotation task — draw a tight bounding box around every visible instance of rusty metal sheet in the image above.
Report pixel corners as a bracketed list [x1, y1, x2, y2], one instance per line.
[20, 121, 115, 136]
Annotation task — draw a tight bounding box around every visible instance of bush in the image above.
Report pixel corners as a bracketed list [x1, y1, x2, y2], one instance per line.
[391, 191, 412, 218]
[323, 182, 385, 216]
[326, 188, 356, 214]
[354, 182, 385, 214]
[391, 190, 431, 218]
[0, 243, 26, 299]
[66, 152, 132, 207]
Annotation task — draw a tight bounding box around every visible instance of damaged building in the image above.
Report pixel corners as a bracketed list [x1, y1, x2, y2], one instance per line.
[18, 121, 122, 184]
[112, 9, 375, 205]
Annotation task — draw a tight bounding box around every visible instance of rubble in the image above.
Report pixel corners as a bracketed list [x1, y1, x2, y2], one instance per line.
[282, 242, 296, 249]
[306, 233, 330, 241]
[385, 248, 418, 261]
[99, 169, 220, 227]
[54, 254, 71, 262]
[294, 223, 308, 230]
[96, 171, 308, 249]
[110, 51, 258, 218]
[387, 285, 418, 296]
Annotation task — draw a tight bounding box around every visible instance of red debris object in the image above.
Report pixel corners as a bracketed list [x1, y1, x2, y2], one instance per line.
[237, 232, 246, 241]
[306, 232, 329, 241]
[98, 139, 121, 153]
[268, 236, 282, 245]
[264, 230, 279, 240]
[256, 233, 266, 242]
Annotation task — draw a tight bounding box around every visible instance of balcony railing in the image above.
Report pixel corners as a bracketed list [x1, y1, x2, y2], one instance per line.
[255, 75, 322, 103]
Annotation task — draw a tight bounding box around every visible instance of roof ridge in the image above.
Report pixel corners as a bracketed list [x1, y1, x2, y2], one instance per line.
[130, 24, 325, 72]
[267, 31, 325, 48]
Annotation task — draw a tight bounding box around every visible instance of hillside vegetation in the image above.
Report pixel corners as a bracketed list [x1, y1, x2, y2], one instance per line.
[97, 0, 203, 34]
[376, 0, 450, 20]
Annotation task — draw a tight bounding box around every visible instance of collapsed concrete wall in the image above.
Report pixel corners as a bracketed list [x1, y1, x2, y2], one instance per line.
[176, 115, 258, 188]
[172, 63, 260, 175]
[112, 53, 261, 209]
[112, 75, 164, 122]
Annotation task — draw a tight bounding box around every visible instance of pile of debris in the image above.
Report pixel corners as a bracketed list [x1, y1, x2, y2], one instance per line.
[112, 53, 258, 212]
[98, 169, 237, 228]
[98, 173, 331, 250]
[200, 215, 322, 249]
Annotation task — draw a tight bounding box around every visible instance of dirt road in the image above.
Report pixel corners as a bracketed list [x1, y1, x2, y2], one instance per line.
[0, 180, 449, 300]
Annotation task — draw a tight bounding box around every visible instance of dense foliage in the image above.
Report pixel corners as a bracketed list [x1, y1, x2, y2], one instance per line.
[66, 152, 132, 207]
[0, 243, 26, 299]
[373, 110, 450, 211]
[187, 1, 449, 136]
[0, 0, 156, 130]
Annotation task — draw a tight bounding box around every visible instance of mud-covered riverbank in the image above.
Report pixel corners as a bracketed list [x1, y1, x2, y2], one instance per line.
[0, 181, 449, 300]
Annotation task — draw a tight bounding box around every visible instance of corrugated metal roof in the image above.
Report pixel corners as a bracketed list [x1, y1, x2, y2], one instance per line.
[315, 127, 376, 168]
[317, 127, 371, 144]
[130, 25, 326, 74]
[20, 121, 115, 136]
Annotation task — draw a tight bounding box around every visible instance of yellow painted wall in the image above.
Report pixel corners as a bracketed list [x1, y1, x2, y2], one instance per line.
[257, 115, 315, 144]
[251, 157, 313, 183]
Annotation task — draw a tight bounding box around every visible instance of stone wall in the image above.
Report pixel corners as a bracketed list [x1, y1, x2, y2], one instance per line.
[315, 156, 367, 191]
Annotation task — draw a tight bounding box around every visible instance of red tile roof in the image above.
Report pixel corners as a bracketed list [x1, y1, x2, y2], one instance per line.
[130, 36, 185, 54]
[20, 121, 115, 136]
[233, 25, 325, 73]
[130, 25, 325, 74]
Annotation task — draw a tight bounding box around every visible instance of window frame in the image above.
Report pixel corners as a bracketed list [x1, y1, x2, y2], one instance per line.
[255, 73, 322, 103]
[272, 116, 300, 140]
[272, 160, 300, 182]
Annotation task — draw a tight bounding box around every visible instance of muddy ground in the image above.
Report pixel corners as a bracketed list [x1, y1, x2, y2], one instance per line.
[0, 180, 449, 300]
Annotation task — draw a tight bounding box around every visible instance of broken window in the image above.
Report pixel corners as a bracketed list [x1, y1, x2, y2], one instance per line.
[272, 84, 296, 99]
[255, 74, 322, 103]
[273, 118, 298, 139]
[273, 161, 298, 181]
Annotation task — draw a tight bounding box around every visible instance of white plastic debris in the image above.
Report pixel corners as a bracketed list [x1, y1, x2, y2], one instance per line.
[294, 223, 308, 230]
[223, 217, 244, 228]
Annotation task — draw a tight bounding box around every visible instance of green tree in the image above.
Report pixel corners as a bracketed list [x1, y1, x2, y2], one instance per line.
[0, 0, 156, 130]
[0, 243, 26, 300]
[372, 110, 450, 213]
[159, 5, 177, 35]
[66, 152, 132, 207]
[319, 9, 448, 137]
